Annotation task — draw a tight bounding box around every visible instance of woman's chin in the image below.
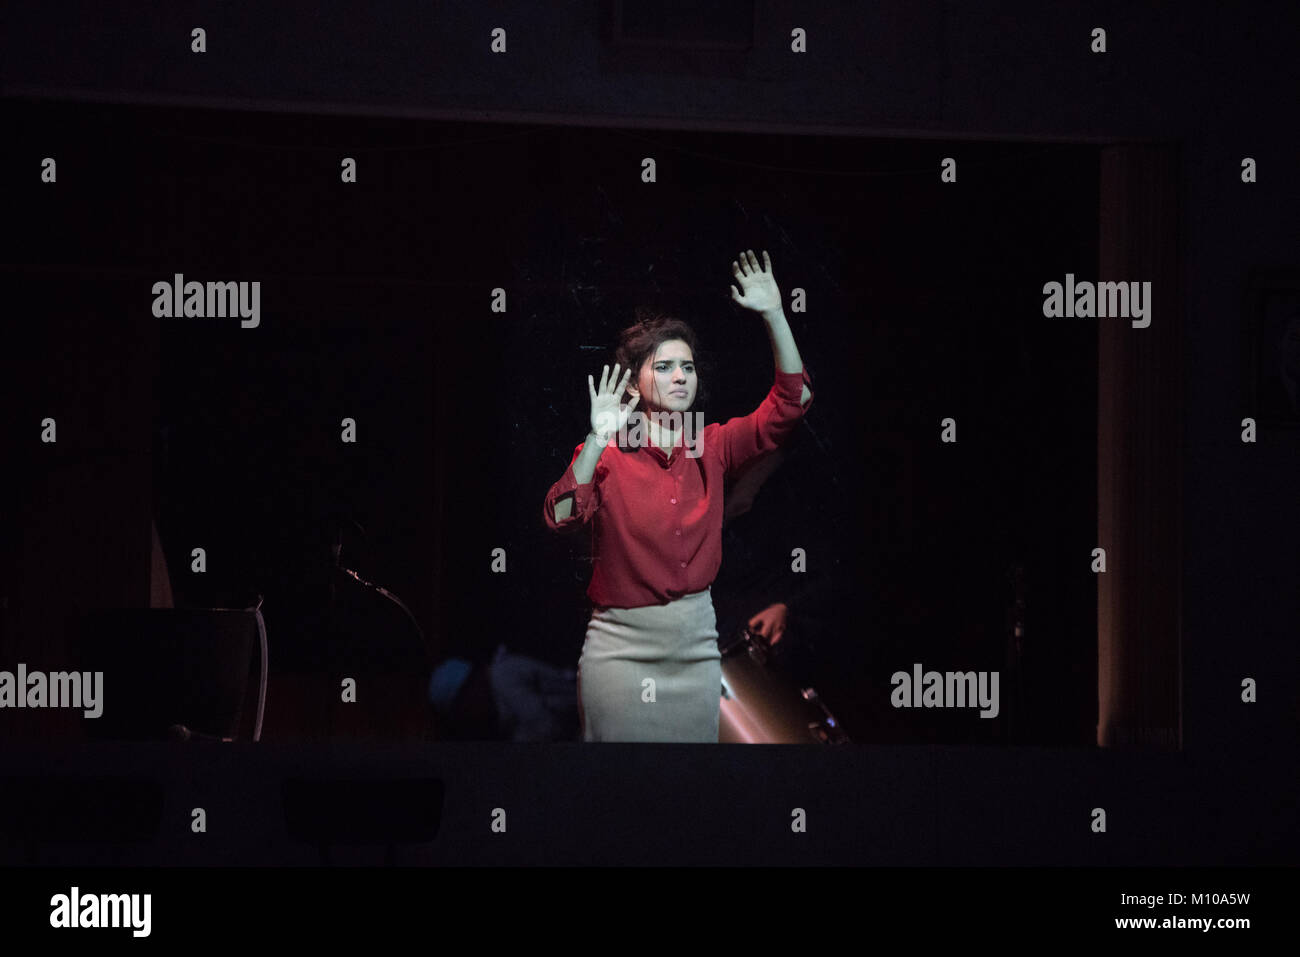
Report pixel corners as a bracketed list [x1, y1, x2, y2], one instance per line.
[654, 403, 691, 418]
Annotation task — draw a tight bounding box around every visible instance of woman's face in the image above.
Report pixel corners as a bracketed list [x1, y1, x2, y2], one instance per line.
[628, 339, 697, 416]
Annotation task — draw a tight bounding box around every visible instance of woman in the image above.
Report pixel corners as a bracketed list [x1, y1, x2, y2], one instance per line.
[543, 249, 814, 742]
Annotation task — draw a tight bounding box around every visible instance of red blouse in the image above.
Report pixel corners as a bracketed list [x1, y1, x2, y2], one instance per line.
[543, 367, 814, 609]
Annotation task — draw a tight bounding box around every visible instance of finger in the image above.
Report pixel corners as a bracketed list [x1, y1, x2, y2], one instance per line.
[730, 285, 742, 302]
[626, 393, 639, 412]
[598, 364, 609, 394]
[589, 374, 597, 403]
[746, 249, 758, 271]
[762, 249, 772, 274]
[736, 254, 749, 276]
[608, 363, 621, 394]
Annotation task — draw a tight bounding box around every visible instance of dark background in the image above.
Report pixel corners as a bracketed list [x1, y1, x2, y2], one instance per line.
[1, 104, 1099, 745]
[0, 0, 1295, 865]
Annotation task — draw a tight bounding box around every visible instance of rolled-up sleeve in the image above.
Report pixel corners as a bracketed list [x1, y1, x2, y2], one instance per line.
[716, 367, 813, 478]
[543, 442, 603, 532]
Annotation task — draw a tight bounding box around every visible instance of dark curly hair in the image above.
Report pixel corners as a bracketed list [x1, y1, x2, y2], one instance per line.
[612, 307, 709, 410]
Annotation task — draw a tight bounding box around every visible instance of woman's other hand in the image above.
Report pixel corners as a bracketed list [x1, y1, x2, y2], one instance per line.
[589, 363, 640, 442]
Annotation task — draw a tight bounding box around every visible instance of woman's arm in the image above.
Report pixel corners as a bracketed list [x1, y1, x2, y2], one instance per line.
[731, 249, 812, 405]
[544, 363, 637, 529]
[765, 310, 813, 406]
[712, 250, 815, 476]
[548, 431, 608, 524]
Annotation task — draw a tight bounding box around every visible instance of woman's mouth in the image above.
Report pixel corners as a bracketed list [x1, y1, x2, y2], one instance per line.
[670, 391, 688, 397]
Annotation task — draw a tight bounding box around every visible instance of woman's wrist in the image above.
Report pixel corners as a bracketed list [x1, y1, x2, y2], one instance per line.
[588, 429, 612, 447]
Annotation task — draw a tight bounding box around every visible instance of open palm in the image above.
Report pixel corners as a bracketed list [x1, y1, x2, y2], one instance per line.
[588, 363, 640, 439]
[729, 249, 782, 314]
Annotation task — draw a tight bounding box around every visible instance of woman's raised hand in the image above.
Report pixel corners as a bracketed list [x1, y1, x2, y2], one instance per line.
[729, 249, 782, 315]
[588, 363, 639, 442]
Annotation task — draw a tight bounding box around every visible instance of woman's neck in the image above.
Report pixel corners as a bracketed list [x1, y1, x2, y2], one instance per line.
[646, 412, 679, 452]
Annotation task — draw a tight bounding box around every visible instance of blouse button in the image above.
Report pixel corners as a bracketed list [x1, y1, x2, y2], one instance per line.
[680, 562, 687, 568]
[675, 529, 681, 536]
[670, 497, 677, 504]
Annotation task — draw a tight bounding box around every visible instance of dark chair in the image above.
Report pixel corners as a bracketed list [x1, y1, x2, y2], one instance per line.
[68, 607, 266, 741]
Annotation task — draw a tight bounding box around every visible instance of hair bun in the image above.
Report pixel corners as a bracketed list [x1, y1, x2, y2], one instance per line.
[634, 306, 666, 327]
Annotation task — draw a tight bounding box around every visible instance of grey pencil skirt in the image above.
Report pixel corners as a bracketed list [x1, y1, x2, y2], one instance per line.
[577, 587, 722, 743]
